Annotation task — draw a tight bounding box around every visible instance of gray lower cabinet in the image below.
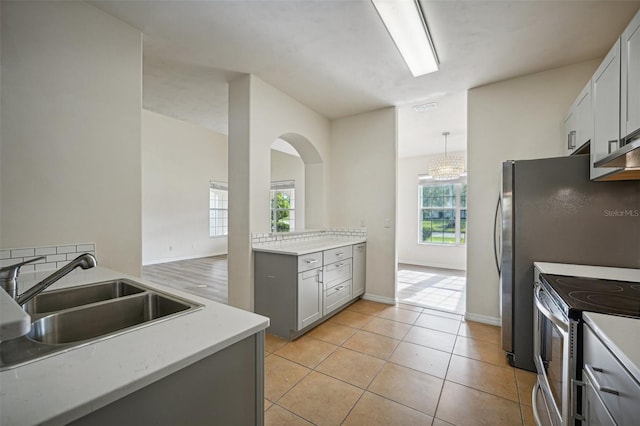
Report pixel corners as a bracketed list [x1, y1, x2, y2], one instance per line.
[71, 331, 265, 426]
[352, 243, 366, 298]
[255, 243, 365, 340]
[583, 369, 616, 426]
[298, 268, 322, 329]
[582, 323, 640, 425]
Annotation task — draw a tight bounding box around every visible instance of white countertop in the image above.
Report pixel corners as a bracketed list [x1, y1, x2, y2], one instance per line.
[534, 262, 640, 282]
[253, 237, 366, 255]
[583, 312, 640, 384]
[0, 267, 269, 426]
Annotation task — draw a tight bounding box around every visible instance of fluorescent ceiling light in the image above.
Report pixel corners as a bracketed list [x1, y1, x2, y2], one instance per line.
[372, 0, 439, 77]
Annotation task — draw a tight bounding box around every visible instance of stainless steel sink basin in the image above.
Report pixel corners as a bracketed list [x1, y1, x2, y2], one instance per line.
[29, 293, 191, 345]
[23, 279, 145, 315]
[0, 279, 202, 370]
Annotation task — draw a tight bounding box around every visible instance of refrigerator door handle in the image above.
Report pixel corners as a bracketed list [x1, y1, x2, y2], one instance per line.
[493, 195, 502, 275]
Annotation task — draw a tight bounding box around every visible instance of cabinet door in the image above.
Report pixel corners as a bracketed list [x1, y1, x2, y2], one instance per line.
[352, 243, 366, 297]
[591, 39, 622, 180]
[583, 369, 616, 426]
[297, 268, 322, 330]
[576, 81, 593, 149]
[563, 108, 576, 156]
[621, 10, 640, 141]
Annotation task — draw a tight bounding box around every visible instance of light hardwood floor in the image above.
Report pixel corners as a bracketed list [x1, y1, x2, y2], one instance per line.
[142, 255, 228, 304]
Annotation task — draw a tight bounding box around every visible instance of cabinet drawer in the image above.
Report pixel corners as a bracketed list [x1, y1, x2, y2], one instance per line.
[323, 258, 352, 290]
[323, 280, 351, 316]
[583, 324, 640, 425]
[323, 245, 352, 265]
[298, 252, 323, 273]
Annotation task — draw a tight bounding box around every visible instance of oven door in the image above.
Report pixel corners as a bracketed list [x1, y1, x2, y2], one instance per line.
[533, 282, 572, 425]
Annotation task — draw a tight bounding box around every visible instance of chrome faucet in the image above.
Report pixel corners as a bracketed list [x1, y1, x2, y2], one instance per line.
[0, 253, 97, 306]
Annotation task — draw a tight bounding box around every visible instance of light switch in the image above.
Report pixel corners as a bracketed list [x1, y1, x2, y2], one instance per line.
[384, 218, 391, 228]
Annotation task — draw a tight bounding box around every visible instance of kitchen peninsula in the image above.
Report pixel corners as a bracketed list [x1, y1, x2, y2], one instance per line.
[0, 267, 268, 425]
[253, 229, 367, 340]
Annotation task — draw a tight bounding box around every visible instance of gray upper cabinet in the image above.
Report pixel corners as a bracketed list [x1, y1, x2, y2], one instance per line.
[563, 82, 592, 156]
[621, 10, 640, 143]
[591, 39, 622, 180]
[575, 83, 593, 151]
[563, 108, 577, 156]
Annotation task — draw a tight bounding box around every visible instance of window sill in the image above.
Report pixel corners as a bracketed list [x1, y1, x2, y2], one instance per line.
[417, 242, 466, 247]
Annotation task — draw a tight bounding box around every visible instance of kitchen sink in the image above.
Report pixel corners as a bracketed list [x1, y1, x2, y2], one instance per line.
[0, 279, 202, 370]
[23, 279, 145, 315]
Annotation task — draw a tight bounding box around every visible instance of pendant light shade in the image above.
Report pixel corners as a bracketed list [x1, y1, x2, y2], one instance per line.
[428, 132, 465, 181]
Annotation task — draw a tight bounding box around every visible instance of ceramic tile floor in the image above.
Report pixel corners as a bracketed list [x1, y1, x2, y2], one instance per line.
[264, 299, 536, 426]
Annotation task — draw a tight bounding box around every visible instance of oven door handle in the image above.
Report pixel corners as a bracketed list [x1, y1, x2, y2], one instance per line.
[534, 284, 569, 334]
[532, 382, 544, 426]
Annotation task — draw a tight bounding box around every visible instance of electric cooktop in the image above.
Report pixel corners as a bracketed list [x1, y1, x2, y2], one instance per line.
[539, 273, 640, 320]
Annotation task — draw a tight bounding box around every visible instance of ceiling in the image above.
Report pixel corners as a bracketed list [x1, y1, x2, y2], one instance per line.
[91, 0, 640, 158]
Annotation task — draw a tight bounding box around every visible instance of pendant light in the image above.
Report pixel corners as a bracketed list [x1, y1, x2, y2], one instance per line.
[428, 132, 465, 181]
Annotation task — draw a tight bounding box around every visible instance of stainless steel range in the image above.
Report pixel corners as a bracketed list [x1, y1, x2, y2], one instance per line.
[533, 270, 640, 426]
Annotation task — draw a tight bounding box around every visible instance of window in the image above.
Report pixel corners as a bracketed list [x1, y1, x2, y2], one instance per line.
[209, 182, 228, 237]
[270, 180, 295, 232]
[419, 180, 467, 245]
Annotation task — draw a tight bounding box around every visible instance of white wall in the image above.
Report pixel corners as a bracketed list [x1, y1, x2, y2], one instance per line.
[228, 75, 331, 310]
[0, 1, 142, 275]
[330, 108, 397, 302]
[142, 110, 228, 265]
[466, 59, 600, 324]
[397, 154, 467, 270]
[271, 150, 306, 231]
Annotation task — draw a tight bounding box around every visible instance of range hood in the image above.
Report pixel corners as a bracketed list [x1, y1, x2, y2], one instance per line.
[594, 137, 640, 181]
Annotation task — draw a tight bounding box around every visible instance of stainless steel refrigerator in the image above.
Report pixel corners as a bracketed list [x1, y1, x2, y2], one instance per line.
[499, 154, 640, 372]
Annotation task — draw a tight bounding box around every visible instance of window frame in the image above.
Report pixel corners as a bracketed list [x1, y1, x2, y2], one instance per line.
[417, 179, 467, 246]
[270, 180, 295, 233]
[209, 181, 228, 238]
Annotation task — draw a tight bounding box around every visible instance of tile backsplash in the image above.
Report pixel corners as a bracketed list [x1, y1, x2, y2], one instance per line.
[251, 228, 366, 247]
[0, 243, 96, 273]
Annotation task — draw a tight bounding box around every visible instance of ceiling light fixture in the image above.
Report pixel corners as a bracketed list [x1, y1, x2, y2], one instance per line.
[371, 0, 439, 77]
[428, 132, 465, 181]
[413, 102, 438, 112]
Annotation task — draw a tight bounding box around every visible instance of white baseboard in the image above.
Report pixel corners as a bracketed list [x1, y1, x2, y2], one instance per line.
[464, 312, 501, 326]
[397, 259, 466, 271]
[362, 293, 397, 305]
[143, 251, 227, 266]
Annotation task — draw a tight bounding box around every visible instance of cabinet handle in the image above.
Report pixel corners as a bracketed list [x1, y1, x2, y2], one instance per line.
[585, 364, 619, 395]
[306, 259, 318, 264]
[608, 139, 619, 154]
[335, 252, 344, 257]
[335, 263, 344, 268]
[334, 285, 345, 292]
[568, 130, 576, 149]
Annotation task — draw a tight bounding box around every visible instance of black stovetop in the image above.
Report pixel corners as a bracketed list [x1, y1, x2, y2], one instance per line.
[540, 273, 640, 320]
